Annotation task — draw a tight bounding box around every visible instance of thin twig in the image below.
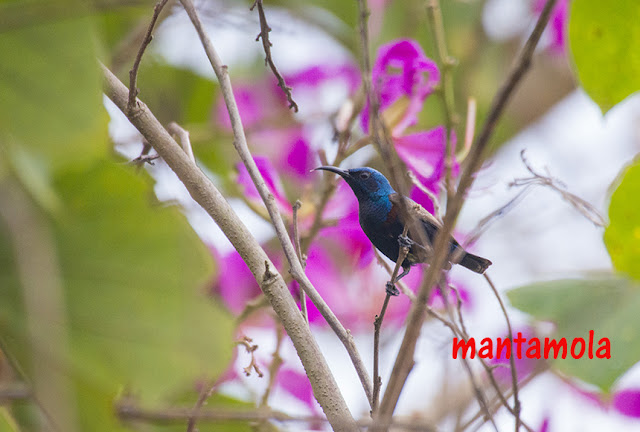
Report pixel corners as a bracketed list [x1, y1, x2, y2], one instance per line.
[128, 153, 160, 166]
[128, 0, 169, 114]
[484, 273, 520, 432]
[458, 356, 499, 432]
[448, 283, 468, 337]
[102, 62, 358, 432]
[511, 150, 605, 227]
[376, 1, 558, 427]
[426, 0, 457, 203]
[292, 200, 308, 324]
[460, 98, 477, 162]
[438, 278, 498, 432]
[237, 336, 264, 377]
[111, 0, 176, 73]
[464, 188, 531, 247]
[116, 398, 438, 431]
[260, 324, 285, 407]
[373, 227, 410, 414]
[0, 384, 31, 402]
[250, 0, 298, 112]
[177, 0, 372, 414]
[459, 366, 546, 432]
[167, 122, 195, 164]
[186, 378, 222, 432]
[374, 250, 416, 301]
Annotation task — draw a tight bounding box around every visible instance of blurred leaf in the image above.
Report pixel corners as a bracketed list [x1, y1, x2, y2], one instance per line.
[569, 0, 640, 112]
[0, 5, 106, 171]
[4, 143, 63, 217]
[0, 409, 19, 432]
[136, 60, 216, 126]
[0, 160, 233, 431]
[604, 160, 640, 280]
[507, 277, 640, 392]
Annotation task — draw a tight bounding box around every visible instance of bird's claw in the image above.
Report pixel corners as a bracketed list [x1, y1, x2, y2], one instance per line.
[385, 281, 400, 296]
[398, 235, 413, 249]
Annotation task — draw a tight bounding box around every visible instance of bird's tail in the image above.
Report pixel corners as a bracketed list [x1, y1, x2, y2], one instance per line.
[459, 252, 492, 274]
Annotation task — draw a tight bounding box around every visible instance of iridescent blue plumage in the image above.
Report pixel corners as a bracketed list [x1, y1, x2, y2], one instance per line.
[315, 166, 492, 295]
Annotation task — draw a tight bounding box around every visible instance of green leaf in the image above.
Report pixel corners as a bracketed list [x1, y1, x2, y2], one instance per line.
[569, 0, 640, 112]
[0, 4, 105, 170]
[136, 60, 217, 126]
[507, 277, 640, 392]
[0, 160, 234, 431]
[604, 160, 640, 280]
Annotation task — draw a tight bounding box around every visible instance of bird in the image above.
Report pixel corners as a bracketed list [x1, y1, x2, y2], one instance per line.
[315, 166, 491, 296]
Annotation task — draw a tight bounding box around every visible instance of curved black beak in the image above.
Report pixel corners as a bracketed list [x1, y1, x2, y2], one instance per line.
[313, 166, 351, 178]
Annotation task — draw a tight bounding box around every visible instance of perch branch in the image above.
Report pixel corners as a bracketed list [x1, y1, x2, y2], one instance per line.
[178, 0, 373, 408]
[375, 0, 558, 428]
[101, 62, 358, 432]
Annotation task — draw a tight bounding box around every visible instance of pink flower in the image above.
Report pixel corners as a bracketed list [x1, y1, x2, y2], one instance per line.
[300, 243, 417, 330]
[284, 64, 361, 94]
[211, 250, 262, 315]
[360, 39, 456, 204]
[613, 389, 640, 418]
[361, 39, 440, 134]
[533, 0, 569, 54]
[236, 156, 294, 219]
[215, 63, 360, 180]
[275, 368, 322, 414]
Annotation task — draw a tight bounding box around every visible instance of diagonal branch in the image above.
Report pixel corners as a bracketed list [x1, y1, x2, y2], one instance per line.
[375, 0, 559, 428]
[177, 0, 373, 409]
[250, 0, 298, 112]
[101, 63, 358, 432]
[128, 0, 170, 114]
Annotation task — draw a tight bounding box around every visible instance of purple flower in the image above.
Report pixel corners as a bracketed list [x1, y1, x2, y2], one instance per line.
[211, 250, 262, 315]
[362, 39, 440, 134]
[533, 0, 569, 54]
[613, 389, 640, 418]
[360, 39, 454, 202]
[300, 243, 417, 329]
[236, 156, 294, 219]
[284, 64, 361, 94]
[489, 327, 541, 383]
[215, 83, 277, 131]
[275, 368, 321, 414]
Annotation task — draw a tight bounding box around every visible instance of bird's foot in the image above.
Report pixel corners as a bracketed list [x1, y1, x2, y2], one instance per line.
[397, 235, 414, 249]
[385, 281, 400, 296]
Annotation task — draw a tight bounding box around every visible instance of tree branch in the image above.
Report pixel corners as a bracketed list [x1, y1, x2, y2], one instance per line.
[127, 0, 170, 114]
[101, 63, 358, 432]
[426, 0, 457, 203]
[375, 0, 558, 427]
[250, 0, 298, 112]
[177, 0, 373, 409]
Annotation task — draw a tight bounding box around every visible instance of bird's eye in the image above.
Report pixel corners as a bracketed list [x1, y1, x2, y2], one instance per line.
[359, 172, 370, 180]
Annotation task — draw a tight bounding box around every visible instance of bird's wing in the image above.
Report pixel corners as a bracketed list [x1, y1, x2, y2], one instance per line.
[389, 193, 442, 228]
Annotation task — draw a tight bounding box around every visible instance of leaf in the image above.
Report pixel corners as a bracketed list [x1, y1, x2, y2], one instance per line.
[604, 160, 640, 280]
[0, 3, 105, 171]
[507, 277, 640, 392]
[0, 160, 234, 431]
[569, 0, 640, 112]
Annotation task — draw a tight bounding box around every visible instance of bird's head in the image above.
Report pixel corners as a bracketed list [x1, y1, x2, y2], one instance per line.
[314, 166, 396, 201]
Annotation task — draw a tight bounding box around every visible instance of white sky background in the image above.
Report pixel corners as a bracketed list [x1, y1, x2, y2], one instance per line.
[106, 1, 640, 430]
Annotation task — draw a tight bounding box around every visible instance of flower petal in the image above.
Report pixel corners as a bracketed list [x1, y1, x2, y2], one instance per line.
[613, 389, 640, 418]
[362, 39, 440, 134]
[211, 251, 261, 315]
[236, 156, 292, 218]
